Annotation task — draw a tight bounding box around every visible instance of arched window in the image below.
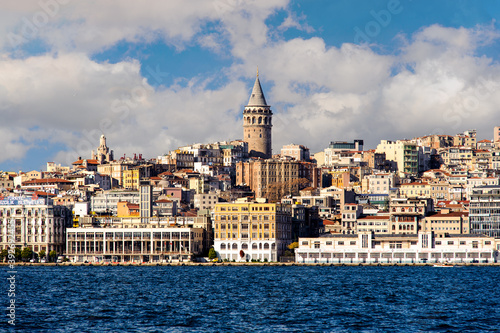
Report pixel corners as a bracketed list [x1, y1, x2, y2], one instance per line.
[259, 243, 262, 250]
[271, 243, 275, 250]
[252, 243, 258, 250]
[264, 243, 270, 250]
[252, 117, 256, 124]
[264, 117, 268, 125]
[258, 117, 262, 124]
[232, 243, 238, 250]
[242, 243, 248, 250]
[221, 243, 226, 250]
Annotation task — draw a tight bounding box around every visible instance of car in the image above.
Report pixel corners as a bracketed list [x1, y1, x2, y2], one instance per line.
[29, 259, 36, 263]
[40, 258, 46, 263]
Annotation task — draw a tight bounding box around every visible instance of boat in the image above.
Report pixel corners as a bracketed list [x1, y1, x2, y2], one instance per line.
[433, 263, 455, 267]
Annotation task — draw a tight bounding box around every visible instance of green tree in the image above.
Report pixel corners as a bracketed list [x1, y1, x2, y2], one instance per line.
[14, 248, 22, 261]
[21, 247, 33, 262]
[38, 250, 46, 260]
[49, 250, 57, 262]
[208, 248, 217, 260]
[0, 249, 8, 262]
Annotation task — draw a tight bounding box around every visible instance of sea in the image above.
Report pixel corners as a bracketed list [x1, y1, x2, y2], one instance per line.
[2, 265, 500, 332]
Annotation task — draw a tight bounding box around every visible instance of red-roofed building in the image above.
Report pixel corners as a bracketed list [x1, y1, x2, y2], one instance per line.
[117, 201, 140, 217]
[422, 210, 469, 236]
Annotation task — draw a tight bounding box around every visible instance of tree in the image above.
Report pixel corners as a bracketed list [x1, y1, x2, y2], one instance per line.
[0, 249, 8, 262]
[14, 248, 22, 261]
[239, 250, 245, 258]
[49, 250, 57, 262]
[21, 247, 33, 262]
[208, 248, 217, 260]
[287, 242, 299, 251]
[264, 178, 310, 203]
[38, 250, 46, 260]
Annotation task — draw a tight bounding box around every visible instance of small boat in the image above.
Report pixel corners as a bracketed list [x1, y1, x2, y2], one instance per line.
[433, 263, 455, 267]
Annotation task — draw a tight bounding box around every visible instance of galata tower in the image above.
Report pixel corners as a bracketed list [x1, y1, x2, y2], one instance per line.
[243, 70, 272, 159]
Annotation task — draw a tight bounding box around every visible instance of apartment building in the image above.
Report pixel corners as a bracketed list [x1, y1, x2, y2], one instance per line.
[469, 186, 500, 237]
[213, 202, 292, 262]
[0, 195, 71, 256]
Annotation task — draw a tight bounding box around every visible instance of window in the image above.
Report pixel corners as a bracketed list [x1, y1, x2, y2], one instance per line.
[301, 241, 308, 245]
[314, 242, 320, 249]
[350, 241, 356, 245]
[338, 241, 344, 245]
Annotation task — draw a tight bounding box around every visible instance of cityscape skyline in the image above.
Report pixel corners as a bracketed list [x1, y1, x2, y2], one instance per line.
[2, 1, 500, 172]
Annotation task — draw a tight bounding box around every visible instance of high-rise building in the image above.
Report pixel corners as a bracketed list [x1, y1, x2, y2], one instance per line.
[140, 182, 153, 223]
[243, 70, 272, 159]
[469, 185, 500, 237]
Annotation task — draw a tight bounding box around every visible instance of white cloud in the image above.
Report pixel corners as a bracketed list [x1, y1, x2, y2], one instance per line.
[2, 3, 500, 169]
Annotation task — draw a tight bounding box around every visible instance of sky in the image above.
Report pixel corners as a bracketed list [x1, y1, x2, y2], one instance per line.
[2, 0, 500, 172]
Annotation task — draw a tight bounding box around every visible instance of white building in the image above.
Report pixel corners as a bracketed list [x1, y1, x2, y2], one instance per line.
[66, 226, 204, 263]
[296, 232, 500, 264]
[0, 195, 70, 257]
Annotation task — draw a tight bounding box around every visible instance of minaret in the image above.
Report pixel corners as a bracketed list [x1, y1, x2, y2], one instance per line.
[243, 69, 272, 159]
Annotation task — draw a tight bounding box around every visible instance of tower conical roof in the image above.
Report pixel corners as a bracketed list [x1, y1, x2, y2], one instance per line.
[247, 74, 268, 107]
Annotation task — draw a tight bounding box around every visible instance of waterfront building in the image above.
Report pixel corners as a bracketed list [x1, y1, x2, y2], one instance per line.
[213, 202, 292, 262]
[0, 195, 71, 256]
[65, 225, 204, 263]
[243, 71, 273, 159]
[296, 232, 500, 264]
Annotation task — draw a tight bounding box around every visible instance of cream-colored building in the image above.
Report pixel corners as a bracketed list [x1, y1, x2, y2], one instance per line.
[213, 202, 292, 262]
[376, 140, 418, 176]
[281, 144, 310, 161]
[399, 182, 431, 198]
[296, 232, 500, 264]
[421, 210, 469, 236]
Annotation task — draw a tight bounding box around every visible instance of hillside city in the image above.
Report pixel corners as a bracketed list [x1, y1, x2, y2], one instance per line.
[2, 74, 500, 265]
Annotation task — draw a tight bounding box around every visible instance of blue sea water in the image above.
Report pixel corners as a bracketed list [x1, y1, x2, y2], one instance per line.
[2, 265, 500, 332]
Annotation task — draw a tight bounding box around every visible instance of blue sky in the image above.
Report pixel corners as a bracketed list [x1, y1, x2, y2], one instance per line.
[1, 0, 500, 172]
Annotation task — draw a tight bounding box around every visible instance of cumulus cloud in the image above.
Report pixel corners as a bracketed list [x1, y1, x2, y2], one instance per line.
[1, 3, 500, 169]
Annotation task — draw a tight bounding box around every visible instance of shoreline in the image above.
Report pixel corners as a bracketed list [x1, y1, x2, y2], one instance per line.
[4, 262, 500, 267]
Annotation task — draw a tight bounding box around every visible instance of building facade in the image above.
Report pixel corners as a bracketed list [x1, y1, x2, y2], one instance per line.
[0, 195, 70, 257]
[65, 226, 204, 263]
[296, 232, 500, 264]
[469, 186, 500, 237]
[213, 202, 292, 262]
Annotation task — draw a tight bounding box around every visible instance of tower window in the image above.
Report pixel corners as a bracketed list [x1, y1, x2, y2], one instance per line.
[260, 134, 262, 138]
[248, 134, 250, 138]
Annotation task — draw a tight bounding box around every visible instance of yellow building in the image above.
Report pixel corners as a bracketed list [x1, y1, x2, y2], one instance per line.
[213, 201, 292, 262]
[399, 182, 431, 198]
[123, 169, 140, 190]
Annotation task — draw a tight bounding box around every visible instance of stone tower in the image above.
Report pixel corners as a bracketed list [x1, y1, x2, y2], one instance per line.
[243, 70, 272, 159]
[91, 134, 114, 164]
